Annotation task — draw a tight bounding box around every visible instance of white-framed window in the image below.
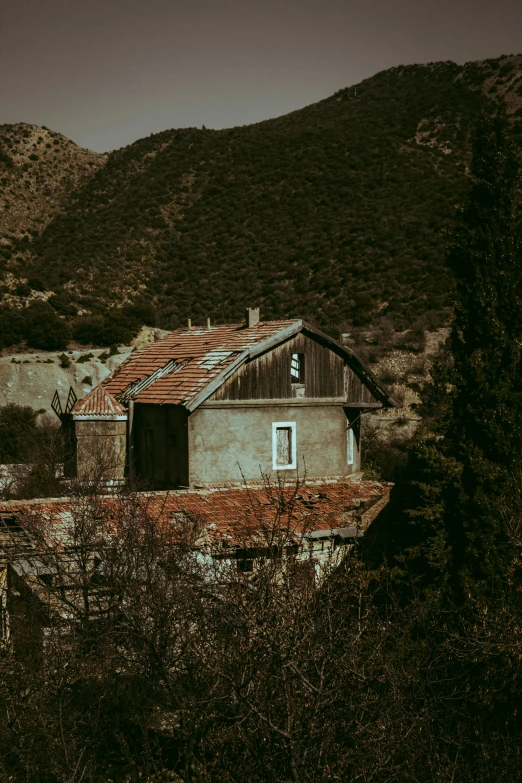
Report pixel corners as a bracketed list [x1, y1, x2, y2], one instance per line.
[272, 422, 297, 470]
[347, 426, 355, 465]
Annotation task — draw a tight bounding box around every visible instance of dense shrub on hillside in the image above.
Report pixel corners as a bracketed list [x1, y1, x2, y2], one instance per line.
[0, 404, 42, 463]
[47, 291, 78, 315]
[0, 306, 26, 349]
[72, 304, 147, 346]
[0, 303, 69, 351]
[23, 302, 70, 350]
[24, 58, 522, 335]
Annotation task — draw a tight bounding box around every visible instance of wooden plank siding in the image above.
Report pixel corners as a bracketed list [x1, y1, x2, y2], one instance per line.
[210, 333, 379, 405]
[345, 367, 380, 405]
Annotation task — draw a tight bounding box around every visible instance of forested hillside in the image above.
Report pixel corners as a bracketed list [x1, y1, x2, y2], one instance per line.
[1, 55, 522, 347]
[0, 124, 105, 273]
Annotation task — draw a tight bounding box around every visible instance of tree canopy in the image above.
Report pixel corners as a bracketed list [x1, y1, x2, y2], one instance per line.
[397, 108, 522, 601]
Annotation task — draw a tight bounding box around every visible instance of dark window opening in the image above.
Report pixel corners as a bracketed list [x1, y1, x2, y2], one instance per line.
[237, 559, 254, 573]
[0, 602, 8, 641]
[0, 515, 22, 532]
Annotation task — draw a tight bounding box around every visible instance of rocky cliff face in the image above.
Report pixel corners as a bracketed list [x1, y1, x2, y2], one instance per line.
[0, 326, 168, 416]
[0, 347, 131, 417]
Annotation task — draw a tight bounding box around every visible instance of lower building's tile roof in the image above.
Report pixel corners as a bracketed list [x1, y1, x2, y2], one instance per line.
[0, 480, 391, 550]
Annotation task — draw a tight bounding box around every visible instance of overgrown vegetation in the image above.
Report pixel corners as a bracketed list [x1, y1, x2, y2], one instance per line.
[0, 478, 521, 783]
[0, 404, 47, 464]
[2, 63, 522, 783]
[0, 404, 63, 498]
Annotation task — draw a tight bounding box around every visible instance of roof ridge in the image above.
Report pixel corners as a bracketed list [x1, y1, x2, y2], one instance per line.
[81, 318, 397, 411]
[101, 319, 304, 409]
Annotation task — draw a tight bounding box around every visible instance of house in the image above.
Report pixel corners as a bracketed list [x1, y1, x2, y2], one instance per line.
[61, 309, 398, 489]
[0, 479, 392, 649]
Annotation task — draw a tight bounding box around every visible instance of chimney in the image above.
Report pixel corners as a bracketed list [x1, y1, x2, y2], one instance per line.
[187, 318, 192, 330]
[246, 307, 260, 328]
[207, 317, 211, 330]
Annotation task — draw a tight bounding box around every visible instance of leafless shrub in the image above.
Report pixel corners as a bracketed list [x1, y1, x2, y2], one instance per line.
[1, 478, 522, 781]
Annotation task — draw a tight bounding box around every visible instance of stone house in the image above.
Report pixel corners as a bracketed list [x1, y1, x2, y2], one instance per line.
[0, 479, 391, 650]
[63, 310, 398, 488]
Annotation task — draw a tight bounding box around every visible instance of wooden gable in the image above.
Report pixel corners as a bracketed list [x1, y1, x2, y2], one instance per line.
[210, 331, 380, 406]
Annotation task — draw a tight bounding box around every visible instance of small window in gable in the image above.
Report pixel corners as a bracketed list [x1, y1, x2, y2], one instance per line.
[290, 353, 305, 383]
[273, 422, 297, 470]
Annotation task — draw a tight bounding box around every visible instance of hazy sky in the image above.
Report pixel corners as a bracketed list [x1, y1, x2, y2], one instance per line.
[1, 0, 522, 153]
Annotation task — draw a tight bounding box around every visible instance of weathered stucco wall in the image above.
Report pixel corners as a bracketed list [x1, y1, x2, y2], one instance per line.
[76, 420, 127, 480]
[188, 403, 360, 486]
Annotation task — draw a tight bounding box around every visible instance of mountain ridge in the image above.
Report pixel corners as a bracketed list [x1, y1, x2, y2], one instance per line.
[1, 54, 522, 348]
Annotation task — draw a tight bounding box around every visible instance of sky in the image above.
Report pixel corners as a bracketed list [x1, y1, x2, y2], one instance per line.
[1, 0, 522, 153]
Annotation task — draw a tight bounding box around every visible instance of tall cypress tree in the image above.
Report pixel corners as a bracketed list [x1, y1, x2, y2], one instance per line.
[402, 109, 522, 601]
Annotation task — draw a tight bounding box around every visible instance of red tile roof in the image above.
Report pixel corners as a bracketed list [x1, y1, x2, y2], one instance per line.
[68, 318, 398, 413]
[97, 320, 300, 409]
[71, 386, 127, 418]
[0, 480, 391, 549]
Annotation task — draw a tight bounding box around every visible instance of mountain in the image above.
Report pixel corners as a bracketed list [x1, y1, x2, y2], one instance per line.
[1, 55, 522, 348]
[0, 124, 106, 289]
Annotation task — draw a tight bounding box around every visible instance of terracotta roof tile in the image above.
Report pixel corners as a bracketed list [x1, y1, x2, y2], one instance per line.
[101, 320, 298, 408]
[71, 386, 127, 418]
[0, 481, 391, 549]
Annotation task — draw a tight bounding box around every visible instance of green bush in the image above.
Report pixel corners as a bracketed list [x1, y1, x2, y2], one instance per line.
[0, 308, 26, 349]
[48, 292, 78, 315]
[23, 303, 70, 351]
[72, 314, 134, 347]
[0, 404, 40, 463]
[15, 283, 31, 297]
[378, 368, 400, 385]
[395, 329, 426, 353]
